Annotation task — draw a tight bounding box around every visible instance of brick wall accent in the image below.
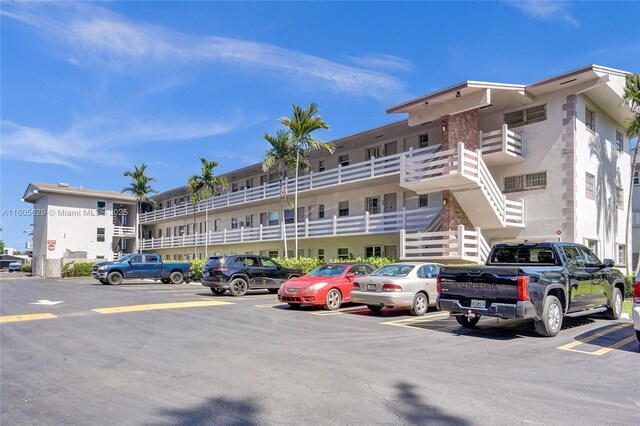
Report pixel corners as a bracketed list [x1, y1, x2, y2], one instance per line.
[441, 190, 474, 230]
[441, 109, 479, 231]
[561, 95, 576, 241]
[441, 109, 479, 151]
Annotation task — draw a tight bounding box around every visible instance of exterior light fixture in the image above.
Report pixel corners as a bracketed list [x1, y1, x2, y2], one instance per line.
[455, 91, 461, 98]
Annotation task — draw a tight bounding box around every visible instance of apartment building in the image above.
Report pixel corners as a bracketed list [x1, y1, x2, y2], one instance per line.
[137, 65, 634, 272]
[22, 183, 137, 277]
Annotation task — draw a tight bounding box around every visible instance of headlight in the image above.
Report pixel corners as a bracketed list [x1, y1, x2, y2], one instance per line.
[306, 282, 328, 292]
[98, 266, 108, 271]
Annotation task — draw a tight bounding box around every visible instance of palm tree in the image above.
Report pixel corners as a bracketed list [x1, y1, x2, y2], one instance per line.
[622, 73, 640, 272]
[262, 130, 309, 257]
[279, 103, 333, 257]
[122, 164, 158, 254]
[188, 157, 228, 259]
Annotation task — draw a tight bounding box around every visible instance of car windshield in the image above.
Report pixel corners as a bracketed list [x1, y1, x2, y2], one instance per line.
[490, 247, 557, 264]
[204, 257, 222, 268]
[115, 255, 133, 262]
[371, 264, 415, 277]
[307, 265, 347, 277]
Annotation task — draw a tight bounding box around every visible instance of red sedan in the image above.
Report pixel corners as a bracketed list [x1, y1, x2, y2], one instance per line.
[278, 262, 375, 310]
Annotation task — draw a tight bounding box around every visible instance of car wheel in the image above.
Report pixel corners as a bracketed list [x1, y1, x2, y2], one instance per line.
[456, 315, 480, 328]
[228, 277, 248, 296]
[324, 289, 342, 311]
[636, 330, 640, 344]
[367, 305, 383, 313]
[409, 292, 428, 316]
[267, 288, 279, 294]
[534, 295, 563, 337]
[604, 287, 623, 320]
[169, 272, 184, 284]
[161, 278, 171, 284]
[107, 272, 123, 285]
[210, 287, 226, 295]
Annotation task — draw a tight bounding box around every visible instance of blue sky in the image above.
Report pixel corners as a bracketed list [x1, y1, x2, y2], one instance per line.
[1, 0, 639, 248]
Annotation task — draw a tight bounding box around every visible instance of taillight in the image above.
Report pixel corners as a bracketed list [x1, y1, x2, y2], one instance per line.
[436, 275, 441, 294]
[189, 264, 193, 271]
[517, 276, 530, 301]
[352, 282, 360, 290]
[382, 283, 402, 292]
[633, 281, 640, 304]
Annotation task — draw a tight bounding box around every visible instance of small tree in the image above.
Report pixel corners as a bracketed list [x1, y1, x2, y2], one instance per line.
[280, 103, 333, 257]
[187, 158, 228, 259]
[122, 164, 157, 253]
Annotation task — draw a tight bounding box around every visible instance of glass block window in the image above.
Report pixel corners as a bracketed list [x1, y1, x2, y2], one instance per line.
[585, 173, 595, 199]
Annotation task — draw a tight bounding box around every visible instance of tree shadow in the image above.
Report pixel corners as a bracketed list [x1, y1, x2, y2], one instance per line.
[571, 322, 639, 354]
[151, 396, 261, 425]
[391, 382, 470, 425]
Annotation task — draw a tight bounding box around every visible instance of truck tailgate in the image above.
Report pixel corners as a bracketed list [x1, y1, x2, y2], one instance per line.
[439, 266, 521, 301]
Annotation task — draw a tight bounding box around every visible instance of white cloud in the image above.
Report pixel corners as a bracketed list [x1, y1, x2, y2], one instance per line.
[2, 2, 409, 100]
[346, 54, 414, 72]
[507, 1, 579, 27]
[0, 115, 250, 170]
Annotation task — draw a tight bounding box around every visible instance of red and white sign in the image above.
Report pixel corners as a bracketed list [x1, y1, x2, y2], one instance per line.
[555, 229, 562, 236]
[47, 240, 56, 251]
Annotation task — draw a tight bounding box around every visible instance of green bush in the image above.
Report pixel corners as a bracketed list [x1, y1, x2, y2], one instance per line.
[273, 256, 398, 274]
[62, 262, 95, 277]
[190, 259, 206, 281]
[21, 264, 32, 273]
[623, 275, 634, 298]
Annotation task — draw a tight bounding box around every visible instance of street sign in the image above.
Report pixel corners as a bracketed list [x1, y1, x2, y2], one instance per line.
[47, 239, 56, 251]
[555, 229, 562, 236]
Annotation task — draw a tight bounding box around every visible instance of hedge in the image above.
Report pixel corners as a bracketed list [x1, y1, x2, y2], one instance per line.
[21, 263, 32, 273]
[623, 275, 635, 298]
[190, 258, 206, 282]
[62, 262, 95, 277]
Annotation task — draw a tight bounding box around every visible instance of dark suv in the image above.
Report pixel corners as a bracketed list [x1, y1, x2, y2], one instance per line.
[201, 255, 303, 296]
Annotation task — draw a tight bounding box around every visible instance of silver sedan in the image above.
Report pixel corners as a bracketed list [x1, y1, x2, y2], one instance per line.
[350, 263, 442, 316]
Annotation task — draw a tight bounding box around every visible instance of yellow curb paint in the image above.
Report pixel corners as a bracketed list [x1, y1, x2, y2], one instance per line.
[557, 323, 633, 355]
[591, 335, 637, 356]
[92, 300, 233, 314]
[0, 313, 57, 323]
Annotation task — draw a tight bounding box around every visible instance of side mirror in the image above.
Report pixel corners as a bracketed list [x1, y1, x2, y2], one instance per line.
[346, 273, 355, 281]
[601, 259, 615, 268]
[127, 260, 132, 264]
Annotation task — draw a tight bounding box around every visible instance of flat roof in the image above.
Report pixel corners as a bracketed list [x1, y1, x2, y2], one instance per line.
[23, 182, 137, 203]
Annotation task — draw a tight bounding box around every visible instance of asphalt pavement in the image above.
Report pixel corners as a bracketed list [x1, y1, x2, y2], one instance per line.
[1, 273, 638, 425]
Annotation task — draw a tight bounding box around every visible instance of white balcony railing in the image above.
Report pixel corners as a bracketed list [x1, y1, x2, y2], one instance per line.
[479, 124, 523, 156]
[400, 225, 490, 263]
[113, 226, 136, 238]
[138, 207, 440, 250]
[139, 145, 440, 223]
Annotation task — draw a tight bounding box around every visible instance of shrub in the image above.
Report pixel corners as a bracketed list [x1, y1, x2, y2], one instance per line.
[21, 264, 32, 273]
[62, 262, 95, 277]
[623, 275, 634, 298]
[190, 258, 206, 282]
[273, 256, 398, 274]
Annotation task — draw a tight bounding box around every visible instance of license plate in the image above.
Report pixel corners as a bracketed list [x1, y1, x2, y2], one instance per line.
[471, 299, 486, 309]
[367, 284, 377, 291]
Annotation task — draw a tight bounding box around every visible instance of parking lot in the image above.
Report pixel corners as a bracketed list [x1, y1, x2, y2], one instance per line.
[1, 274, 638, 425]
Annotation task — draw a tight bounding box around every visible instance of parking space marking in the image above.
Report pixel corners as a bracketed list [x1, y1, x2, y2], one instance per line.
[92, 300, 233, 314]
[557, 323, 633, 356]
[253, 302, 288, 308]
[382, 312, 450, 329]
[0, 313, 57, 323]
[310, 306, 371, 316]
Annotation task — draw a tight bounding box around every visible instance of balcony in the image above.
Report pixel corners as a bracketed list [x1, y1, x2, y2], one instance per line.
[113, 226, 136, 238]
[478, 124, 524, 166]
[400, 142, 524, 230]
[401, 225, 490, 264]
[139, 207, 440, 250]
[139, 145, 440, 223]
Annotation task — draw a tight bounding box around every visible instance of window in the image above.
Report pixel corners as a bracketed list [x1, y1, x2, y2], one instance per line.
[616, 187, 623, 209]
[504, 104, 547, 127]
[634, 171, 639, 186]
[585, 239, 598, 255]
[615, 131, 624, 152]
[167, 200, 172, 207]
[339, 154, 349, 167]
[284, 209, 294, 224]
[268, 250, 279, 258]
[268, 172, 279, 183]
[419, 194, 428, 207]
[317, 160, 325, 172]
[145, 255, 159, 263]
[245, 214, 253, 228]
[349, 264, 373, 276]
[419, 134, 429, 148]
[585, 173, 595, 199]
[96, 255, 105, 260]
[231, 217, 239, 229]
[214, 219, 221, 231]
[158, 202, 163, 210]
[130, 255, 142, 263]
[337, 248, 349, 260]
[577, 246, 601, 267]
[365, 147, 381, 160]
[365, 246, 382, 257]
[634, 211, 640, 226]
[585, 107, 596, 131]
[318, 248, 325, 261]
[260, 175, 268, 185]
[245, 178, 253, 189]
[158, 229, 163, 238]
[231, 183, 239, 192]
[178, 197, 185, 205]
[297, 207, 305, 223]
[318, 204, 325, 219]
[96, 201, 106, 215]
[617, 244, 626, 265]
[97, 228, 105, 242]
[166, 227, 171, 237]
[504, 172, 547, 193]
[178, 225, 185, 236]
[338, 201, 349, 217]
[268, 211, 279, 226]
[365, 197, 380, 214]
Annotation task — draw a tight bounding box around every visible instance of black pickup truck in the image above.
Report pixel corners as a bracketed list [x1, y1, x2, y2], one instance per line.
[437, 242, 626, 337]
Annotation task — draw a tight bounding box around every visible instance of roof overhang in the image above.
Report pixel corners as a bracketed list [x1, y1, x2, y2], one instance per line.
[22, 183, 137, 204]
